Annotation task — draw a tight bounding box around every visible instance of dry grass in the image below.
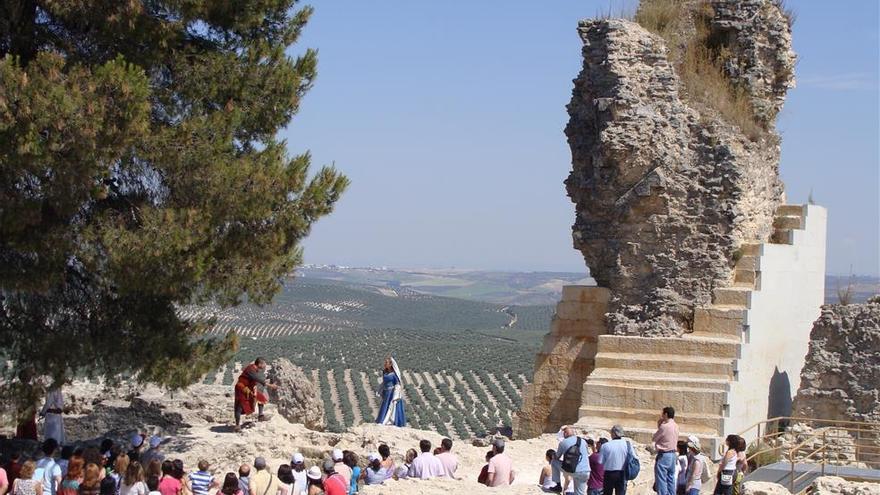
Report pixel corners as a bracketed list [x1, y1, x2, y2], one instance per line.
[635, 0, 766, 141]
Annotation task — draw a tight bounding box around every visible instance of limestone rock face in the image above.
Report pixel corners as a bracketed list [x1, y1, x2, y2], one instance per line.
[266, 358, 325, 431]
[743, 481, 791, 495]
[811, 476, 880, 495]
[565, 0, 794, 336]
[793, 301, 880, 423]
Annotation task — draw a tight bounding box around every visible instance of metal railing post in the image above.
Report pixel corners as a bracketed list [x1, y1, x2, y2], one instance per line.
[822, 430, 826, 476]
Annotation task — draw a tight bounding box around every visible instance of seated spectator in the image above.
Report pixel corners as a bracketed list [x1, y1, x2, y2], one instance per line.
[477, 451, 494, 486]
[435, 439, 458, 479]
[342, 452, 359, 495]
[392, 451, 416, 481]
[188, 461, 216, 495]
[59, 447, 75, 479]
[248, 459, 278, 495]
[539, 449, 561, 493]
[236, 466, 250, 495]
[157, 462, 179, 495]
[97, 477, 116, 495]
[5, 452, 23, 487]
[330, 451, 350, 490]
[377, 445, 394, 479]
[79, 464, 102, 495]
[289, 455, 306, 495]
[321, 460, 346, 495]
[360, 454, 386, 486]
[111, 455, 130, 492]
[408, 440, 443, 480]
[13, 461, 42, 495]
[145, 477, 159, 495]
[119, 462, 147, 495]
[1, 460, 8, 495]
[487, 439, 515, 487]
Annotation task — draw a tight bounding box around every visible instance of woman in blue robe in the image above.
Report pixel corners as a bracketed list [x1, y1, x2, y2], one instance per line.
[376, 357, 406, 426]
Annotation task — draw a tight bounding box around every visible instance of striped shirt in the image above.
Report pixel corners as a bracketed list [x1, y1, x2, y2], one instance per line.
[189, 471, 213, 495]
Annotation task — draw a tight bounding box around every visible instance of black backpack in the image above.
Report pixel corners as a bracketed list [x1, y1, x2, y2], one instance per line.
[560, 437, 583, 473]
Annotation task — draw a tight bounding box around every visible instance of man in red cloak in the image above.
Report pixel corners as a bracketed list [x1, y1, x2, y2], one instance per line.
[234, 357, 277, 432]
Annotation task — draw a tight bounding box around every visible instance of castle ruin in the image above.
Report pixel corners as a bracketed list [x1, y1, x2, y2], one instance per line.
[516, 0, 827, 448]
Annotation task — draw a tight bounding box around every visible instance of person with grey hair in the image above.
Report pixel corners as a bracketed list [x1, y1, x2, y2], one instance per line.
[248, 458, 281, 495]
[598, 426, 630, 495]
[320, 460, 346, 495]
[556, 426, 590, 495]
[486, 438, 515, 487]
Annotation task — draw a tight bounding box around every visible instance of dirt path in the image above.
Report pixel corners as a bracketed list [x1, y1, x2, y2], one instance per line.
[470, 373, 501, 419]
[359, 371, 379, 419]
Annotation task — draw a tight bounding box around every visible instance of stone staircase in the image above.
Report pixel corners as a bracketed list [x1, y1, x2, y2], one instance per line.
[574, 205, 807, 450]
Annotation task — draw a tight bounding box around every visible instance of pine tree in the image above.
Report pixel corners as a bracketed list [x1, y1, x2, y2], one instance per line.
[0, 2, 347, 398]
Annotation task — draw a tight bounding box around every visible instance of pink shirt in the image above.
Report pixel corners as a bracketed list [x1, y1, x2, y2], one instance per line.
[487, 453, 513, 487]
[409, 453, 445, 480]
[0, 467, 8, 490]
[653, 419, 680, 452]
[158, 476, 181, 495]
[435, 452, 458, 479]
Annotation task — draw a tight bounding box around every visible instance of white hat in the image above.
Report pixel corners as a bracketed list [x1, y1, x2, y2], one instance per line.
[368, 453, 380, 462]
[291, 453, 304, 464]
[131, 434, 144, 448]
[149, 436, 162, 448]
[687, 435, 702, 452]
[331, 449, 343, 461]
[306, 466, 322, 481]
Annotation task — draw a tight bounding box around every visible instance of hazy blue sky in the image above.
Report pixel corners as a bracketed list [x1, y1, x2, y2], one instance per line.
[282, 0, 879, 276]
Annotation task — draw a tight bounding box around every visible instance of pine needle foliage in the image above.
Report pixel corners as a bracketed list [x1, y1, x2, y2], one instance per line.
[0, 1, 348, 401]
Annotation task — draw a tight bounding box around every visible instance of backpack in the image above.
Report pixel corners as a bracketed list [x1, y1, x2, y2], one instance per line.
[560, 437, 583, 473]
[623, 440, 640, 481]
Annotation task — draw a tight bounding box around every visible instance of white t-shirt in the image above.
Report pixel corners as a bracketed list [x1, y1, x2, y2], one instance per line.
[291, 470, 307, 495]
[34, 458, 62, 495]
[120, 481, 148, 495]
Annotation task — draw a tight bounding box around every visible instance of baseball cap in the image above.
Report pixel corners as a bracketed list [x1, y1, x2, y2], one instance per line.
[131, 434, 144, 448]
[149, 436, 162, 448]
[306, 466, 321, 481]
[322, 459, 336, 473]
[492, 438, 505, 449]
[291, 453, 304, 464]
[331, 449, 343, 461]
[368, 453, 380, 462]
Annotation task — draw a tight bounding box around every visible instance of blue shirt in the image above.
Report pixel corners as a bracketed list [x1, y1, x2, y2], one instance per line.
[189, 471, 213, 495]
[598, 438, 630, 471]
[556, 436, 591, 474]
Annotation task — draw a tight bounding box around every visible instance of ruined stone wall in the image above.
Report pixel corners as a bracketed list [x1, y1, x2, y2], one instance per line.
[793, 299, 880, 424]
[565, 0, 795, 336]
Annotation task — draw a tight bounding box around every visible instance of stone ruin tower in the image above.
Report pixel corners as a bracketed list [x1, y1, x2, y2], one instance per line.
[516, 0, 827, 447]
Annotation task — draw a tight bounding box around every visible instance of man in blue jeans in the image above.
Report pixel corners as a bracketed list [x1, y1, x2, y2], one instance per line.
[652, 406, 680, 495]
[556, 426, 591, 495]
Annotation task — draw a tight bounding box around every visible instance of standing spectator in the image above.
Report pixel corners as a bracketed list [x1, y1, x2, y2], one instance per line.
[145, 477, 160, 495]
[684, 437, 706, 495]
[487, 438, 515, 487]
[435, 439, 458, 479]
[342, 452, 359, 495]
[97, 478, 115, 495]
[14, 461, 43, 495]
[675, 441, 688, 495]
[59, 457, 84, 495]
[408, 440, 443, 480]
[734, 436, 748, 495]
[248, 458, 278, 495]
[1, 461, 9, 495]
[34, 439, 62, 495]
[714, 435, 738, 495]
[329, 451, 350, 489]
[127, 437, 145, 465]
[235, 466, 249, 495]
[119, 462, 146, 495]
[588, 439, 606, 495]
[320, 461, 345, 495]
[304, 468, 322, 495]
[392, 450, 416, 481]
[187, 462, 215, 495]
[218, 474, 240, 495]
[377, 445, 394, 479]
[477, 451, 494, 486]
[598, 426, 630, 495]
[157, 462, 179, 495]
[141, 439, 164, 469]
[360, 454, 386, 486]
[653, 407, 679, 495]
[111, 456, 130, 493]
[276, 465, 294, 495]
[58, 448, 75, 479]
[557, 426, 590, 495]
[79, 465, 102, 495]
[289, 456, 306, 495]
[5, 452, 23, 487]
[539, 449, 560, 493]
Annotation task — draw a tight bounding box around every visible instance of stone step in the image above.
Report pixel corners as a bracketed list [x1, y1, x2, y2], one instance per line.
[586, 369, 731, 391]
[735, 255, 760, 272]
[593, 352, 735, 378]
[734, 269, 760, 287]
[583, 381, 728, 415]
[776, 204, 805, 217]
[597, 334, 740, 359]
[773, 215, 803, 230]
[577, 405, 724, 434]
[687, 331, 743, 343]
[770, 229, 793, 244]
[710, 287, 752, 307]
[739, 243, 762, 257]
[694, 305, 747, 336]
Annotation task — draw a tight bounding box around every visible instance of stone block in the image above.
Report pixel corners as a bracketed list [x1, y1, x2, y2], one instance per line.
[551, 317, 604, 337]
[561, 286, 612, 304]
[694, 308, 745, 336]
[556, 301, 607, 321]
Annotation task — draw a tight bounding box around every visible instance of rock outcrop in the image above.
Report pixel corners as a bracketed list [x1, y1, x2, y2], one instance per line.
[565, 0, 795, 336]
[793, 299, 880, 423]
[266, 358, 325, 431]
